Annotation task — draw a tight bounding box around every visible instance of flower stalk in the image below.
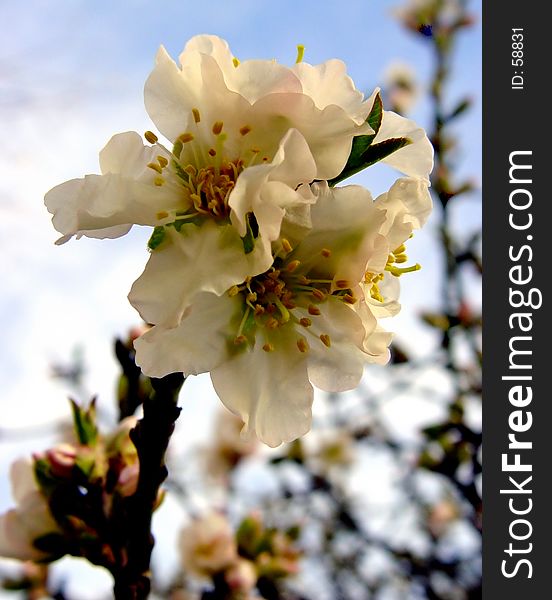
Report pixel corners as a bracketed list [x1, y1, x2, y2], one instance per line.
[111, 373, 184, 599]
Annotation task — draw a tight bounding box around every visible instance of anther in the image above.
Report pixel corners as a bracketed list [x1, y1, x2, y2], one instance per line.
[154, 177, 165, 186]
[156, 211, 169, 220]
[234, 335, 247, 345]
[144, 131, 158, 144]
[308, 305, 321, 316]
[295, 44, 305, 64]
[239, 125, 252, 136]
[394, 255, 408, 263]
[263, 343, 274, 352]
[232, 57, 240, 67]
[254, 305, 265, 316]
[247, 292, 257, 302]
[157, 156, 168, 167]
[297, 338, 309, 353]
[266, 317, 279, 329]
[192, 108, 201, 123]
[212, 121, 224, 135]
[208, 148, 217, 157]
[281, 238, 293, 253]
[287, 260, 301, 272]
[343, 293, 357, 304]
[321, 248, 332, 258]
[178, 133, 195, 143]
[147, 162, 163, 174]
[311, 289, 325, 301]
[228, 285, 240, 297]
[320, 334, 331, 348]
[299, 317, 312, 327]
[335, 279, 350, 289]
[299, 275, 311, 285]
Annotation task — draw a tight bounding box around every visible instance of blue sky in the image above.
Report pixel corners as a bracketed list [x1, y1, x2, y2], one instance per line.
[0, 0, 481, 593]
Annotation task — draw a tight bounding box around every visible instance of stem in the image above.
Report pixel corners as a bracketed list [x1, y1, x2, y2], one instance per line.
[112, 373, 184, 599]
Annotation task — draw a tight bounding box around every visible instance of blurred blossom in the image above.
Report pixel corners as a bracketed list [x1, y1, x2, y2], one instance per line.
[224, 558, 257, 593]
[179, 512, 238, 578]
[0, 458, 61, 561]
[427, 498, 460, 537]
[384, 62, 419, 114]
[393, 0, 471, 36]
[205, 410, 257, 482]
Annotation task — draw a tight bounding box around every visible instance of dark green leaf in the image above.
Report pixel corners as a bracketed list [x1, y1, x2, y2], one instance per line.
[329, 137, 412, 186]
[241, 213, 258, 254]
[147, 226, 166, 250]
[366, 91, 383, 138]
[70, 399, 98, 446]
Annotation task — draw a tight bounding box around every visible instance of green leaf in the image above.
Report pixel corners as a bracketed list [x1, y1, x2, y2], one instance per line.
[366, 91, 383, 138]
[147, 226, 166, 250]
[241, 212, 258, 254]
[70, 398, 98, 446]
[329, 137, 412, 186]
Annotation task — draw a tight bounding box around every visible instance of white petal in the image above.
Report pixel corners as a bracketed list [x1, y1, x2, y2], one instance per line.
[374, 111, 434, 182]
[292, 60, 372, 124]
[229, 128, 317, 239]
[134, 292, 240, 377]
[303, 300, 368, 392]
[128, 223, 270, 327]
[375, 177, 433, 250]
[10, 459, 38, 505]
[211, 332, 313, 447]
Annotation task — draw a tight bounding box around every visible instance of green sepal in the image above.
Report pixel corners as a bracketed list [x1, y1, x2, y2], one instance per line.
[241, 212, 258, 254]
[147, 226, 166, 250]
[329, 136, 412, 186]
[366, 91, 384, 140]
[34, 458, 58, 496]
[70, 398, 98, 446]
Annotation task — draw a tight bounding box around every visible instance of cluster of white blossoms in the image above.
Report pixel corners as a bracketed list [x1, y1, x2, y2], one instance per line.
[45, 35, 433, 447]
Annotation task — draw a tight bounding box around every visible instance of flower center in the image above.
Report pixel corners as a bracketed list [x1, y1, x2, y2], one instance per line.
[229, 241, 357, 353]
[146, 108, 269, 225]
[365, 239, 421, 302]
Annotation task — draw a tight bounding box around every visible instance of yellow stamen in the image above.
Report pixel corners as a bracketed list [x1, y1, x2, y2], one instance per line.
[308, 305, 321, 316]
[156, 211, 169, 220]
[239, 125, 252, 136]
[208, 148, 217, 157]
[335, 279, 350, 289]
[178, 133, 195, 143]
[295, 44, 305, 64]
[299, 317, 312, 327]
[263, 343, 274, 352]
[144, 131, 158, 144]
[266, 317, 279, 329]
[320, 334, 331, 348]
[212, 121, 224, 135]
[287, 260, 301, 272]
[232, 57, 240, 67]
[311, 289, 325, 301]
[297, 338, 309, 353]
[154, 177, 165, 186]
[234, 335, 247, 345]
[343, 293, 357, 304]
[282, 238, 293, 253]
[386, 263, 421, 277]
[192, 108, 201, 123]
[228, 285, 240, 297]
[157, 156, 168, 167]
[321, 248, 332, 258]
[147, 162, 163, 174]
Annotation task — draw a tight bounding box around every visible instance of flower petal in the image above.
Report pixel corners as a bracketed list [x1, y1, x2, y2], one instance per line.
[374, 111, 434, 182]
[211, 332, 313, 447]
[303, 300, 368, 392]
[128, 223, 270, 327]
[134, 292, 240, 378]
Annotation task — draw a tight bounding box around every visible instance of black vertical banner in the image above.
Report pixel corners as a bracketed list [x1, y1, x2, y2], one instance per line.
[483, 2, 549, 597]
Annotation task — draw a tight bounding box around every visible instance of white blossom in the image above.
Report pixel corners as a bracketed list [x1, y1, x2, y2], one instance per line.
[0, 459, 60, 561]
[135, 178, 432, 446]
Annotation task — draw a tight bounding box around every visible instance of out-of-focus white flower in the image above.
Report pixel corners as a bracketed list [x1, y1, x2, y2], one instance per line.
[135, 178, 432, 447]
[0, 459, 60, 561]
[384, 62, 419, 114]
[205, 411, 257, 481]
[224, 558, 258, 593]
[180, 512, 238, 577]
